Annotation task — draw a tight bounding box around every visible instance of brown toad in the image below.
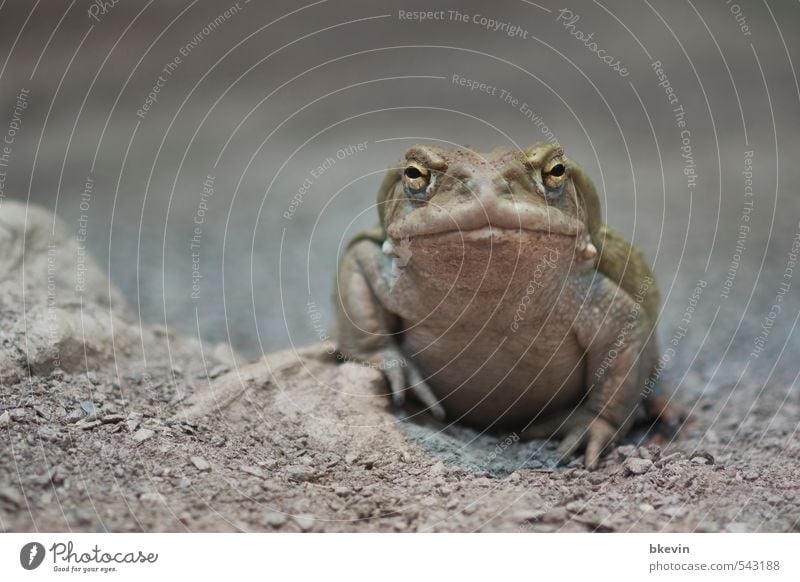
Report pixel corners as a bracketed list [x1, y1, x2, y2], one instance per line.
[334, 143, 678, 468]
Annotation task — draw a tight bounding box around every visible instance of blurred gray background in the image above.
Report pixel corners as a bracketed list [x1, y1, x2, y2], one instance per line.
[1, 0, 798, 394]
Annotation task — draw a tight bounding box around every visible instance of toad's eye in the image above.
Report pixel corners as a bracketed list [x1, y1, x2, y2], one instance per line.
[543, 159, 567, 193]
[402, 161, 431, 195]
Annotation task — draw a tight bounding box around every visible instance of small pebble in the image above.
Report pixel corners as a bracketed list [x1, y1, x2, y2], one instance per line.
[285, 465, 315, 482]
[623, 457, 653, 476]
[587, 473, 606, 485]
[0, 411, 10, 426]
[616, 444, 637, 458]
[190, 456, 211, 472]
[690, 451, 715, 465]
[662, 506, 687, 518]
[540, 507, 568, 523]
[742, 470, 759, 481]
[239, 465, 264, 479]
[264, 511, 287, 527]
[77, 420, 102, 430]
[0, 486, 23, 508]
[565, 501, 585, 514]
[293, 514, 315, 531]
[80, 401, 99, 415]
[65, 409, 85, 423]
[37, 426, 59, 440]
[133, 428, 155, 443]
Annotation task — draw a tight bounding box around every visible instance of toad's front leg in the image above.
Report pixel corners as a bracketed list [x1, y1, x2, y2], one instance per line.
[525, 275, 653, 469]
[335, 239, 445, 419]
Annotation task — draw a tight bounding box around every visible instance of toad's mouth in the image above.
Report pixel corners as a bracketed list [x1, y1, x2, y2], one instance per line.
[409, 224, 577, 243]
[386, 201, 581, 241]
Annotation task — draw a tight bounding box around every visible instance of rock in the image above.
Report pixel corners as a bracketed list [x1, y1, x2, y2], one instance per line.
[264, 510, 287, 527]
[742, 470, 759, 481]
[586, 473, 606, 485]
[0, 486, 23, 508]
[67, 507, 93, 526]
[638, 445, 661, 461]
[690, 451, 715, 465]
[565, 501, 585, 514]
[238, 465, 264, 479]
[654, 452, 682, 467]
[80, 401, 99, 415]
[725, 522, 749, 533]
[616, 444, 637, 459]
[511, 509, 544, 523]
[293, 514, 315, 531]
[37, 426, 59, 440]
[540, 507, 568, 523]
[623, 458, 653, 476]
[101, 414, 125, 424]
[133, 428, 155, 443]
[0, 411, 10, 426]
[190, 456, 211, 472]
[76, 419, 102, 430]
[662, 506, 687, 518]
[428, 461, 448, 476]
[285, 465, 316, 482]
[333, 486, 350, 496]
[65, 409, 84, 423]
[33, 405, 51, 420]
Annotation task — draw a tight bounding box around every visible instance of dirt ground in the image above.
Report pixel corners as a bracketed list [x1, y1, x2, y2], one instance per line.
[1, 201, 798, 533]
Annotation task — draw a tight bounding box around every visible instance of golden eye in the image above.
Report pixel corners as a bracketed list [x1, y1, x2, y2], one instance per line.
[543, 158, 567, 191]
[402, 161, 430, 194]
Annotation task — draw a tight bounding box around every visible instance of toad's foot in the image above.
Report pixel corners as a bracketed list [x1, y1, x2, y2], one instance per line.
[350, 346, 446, 420]
[521, 407, 619, 470]
[644, 393, 686, 436]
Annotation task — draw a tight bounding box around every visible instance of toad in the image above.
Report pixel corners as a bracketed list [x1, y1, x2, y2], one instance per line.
[334, 143, 678, 468]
